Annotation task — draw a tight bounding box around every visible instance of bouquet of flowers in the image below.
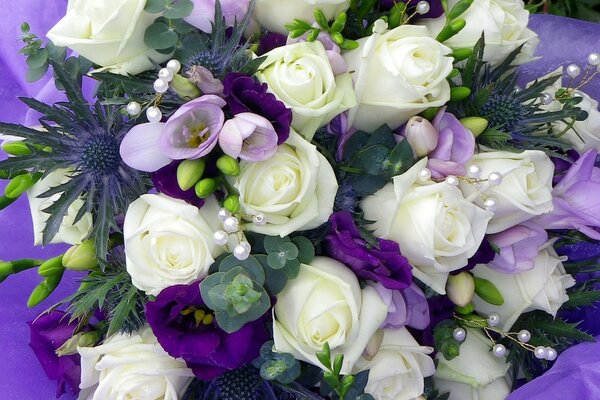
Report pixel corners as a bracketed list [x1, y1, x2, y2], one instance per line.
[2, 0, 600, 399]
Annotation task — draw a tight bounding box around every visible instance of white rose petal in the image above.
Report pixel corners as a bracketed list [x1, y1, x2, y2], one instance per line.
[472, 241, 575, 330]
[47, 0, 170, 75]
[361, 158, 492, 294]
[343, 24, 453, 132]
[123, 194, 225, 296]
[234, 129, 337, 236]
[78, 327, 193, 400]
[254, 0, 350, 34]
[273, 257, 388, 374]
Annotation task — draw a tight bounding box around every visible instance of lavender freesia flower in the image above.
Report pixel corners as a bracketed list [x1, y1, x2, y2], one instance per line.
[427, 109, 476, 179]
[160, 95, 226, 160]
[28, 311, 83, 398]
[374, 282, 430, 330]
[402, 115, 439, 157]
[218, 112, 279, 161]
[323, 211, 413, 290]
[223, 73, 292, 144]
[145, 282, 269, 380]
[119, 122, 172, 172]
[488, 222, 548, 273]
[535, 150, 600, 240]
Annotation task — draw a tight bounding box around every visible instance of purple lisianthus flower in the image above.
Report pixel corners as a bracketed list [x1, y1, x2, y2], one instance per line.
[218, 112, 278, 161]
[160, 95, 226, 160]
[257, 32, 287, 55]
[488, 222, 548, 273]
[28, 311, 83, 398]
[373, 282, 430, 330]
[152, 161, 206, 208]
[323, 211, 413, 290]
[223, 73, 292, 144]
[535, 149, 600, 240]
[379, 0, 444, 18]
[146, 282, 269, 380]
[427, 109, 475, 179]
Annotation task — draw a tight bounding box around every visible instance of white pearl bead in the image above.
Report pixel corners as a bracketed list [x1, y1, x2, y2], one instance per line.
[153, 78, 169, 94]
[488, 172, 503, 186]
[492, 344, 507, 357]
[217, 208, 231, 222]
[588, 52, 600, 66]
[467, 165, 482, 179]
[517, 329, 531, 343]
[452, 327, 466, 342]
[223, 216, 240, 233]
[445, 175, 459, 186]
[534, 346, 547, 359]
[166, 59, 181, 74]
[566, 64, 581, 78]
[213, 230, 229, 246]
[233, 243, 250, 260]
[146, 106, 162, 123]
[125, 101, 141, 116]
[514, 85, 522, 93]
[484, 198, 497, 212]
[253, 214, 267, 226]
[416, 0, 430, 14]
[418, 168, 432, 182]
[158, 68, 174, 82]
[487, 313, 501, 327]
[540, 92, 553, 105]
[240, 241, 251, 252]
[545, 347, 558, 361]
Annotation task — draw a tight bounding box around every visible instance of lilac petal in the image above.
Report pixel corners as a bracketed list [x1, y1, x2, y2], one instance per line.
[119, 122, 172, 172]
[554, 150, 597, 195]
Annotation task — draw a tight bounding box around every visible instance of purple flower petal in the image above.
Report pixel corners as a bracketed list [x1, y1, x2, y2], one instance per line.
[119, 122, 172, 172]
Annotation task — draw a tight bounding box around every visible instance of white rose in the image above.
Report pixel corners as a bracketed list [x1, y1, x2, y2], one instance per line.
[462, 150, 554, 234]
[434, 329, 510, 400]
[361, 158, 492, 294]
[273, 257, 388, 374]
[47, 0, 170, 75]
[26, 169, 93, 246]
[472, 241, 575, 330]
[233, 130, 337, 236]
[256, 41, 356, 140]
[354, 328, 435, 400]
[254, 0, 350, 34]
[123, 194, 224, 296]
[78, 327, 193, 400]
[420, 0, 539, 66]
[343, 23, 453, 132]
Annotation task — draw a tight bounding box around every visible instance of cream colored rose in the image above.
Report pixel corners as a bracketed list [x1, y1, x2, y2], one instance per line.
[233, 130, 337, 236]
[273, 257, 388, 374]
[354, 328, 435, 400]
[462, 150, 554, 234]
[78, 327, 193, 400]
[256, 41, 356, 140]
[254, 0, 350, 34]
[434, 329, 510, 400]
[420, 0, 539, 66]
[343, 22, 453, 132]
[123, 194, 224, 296]
[47, 0, 170, 75]
[361, 158, 492, 294]
[27, 169, 93, 246]
[472, 241, 575, 330]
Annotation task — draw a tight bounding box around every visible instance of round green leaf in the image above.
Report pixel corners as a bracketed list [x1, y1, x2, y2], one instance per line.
[163, 0, 194, 19]
[279, 242, 299, 260]
[267, 252, 286, 270]
[219, 255, 265, 284]
[26, 48, 48, 69]
[145, 0, 168, 13]
[144, 21, 178, 50]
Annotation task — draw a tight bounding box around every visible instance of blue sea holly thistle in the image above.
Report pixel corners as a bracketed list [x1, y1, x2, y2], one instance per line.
[0, 61, 148, 259]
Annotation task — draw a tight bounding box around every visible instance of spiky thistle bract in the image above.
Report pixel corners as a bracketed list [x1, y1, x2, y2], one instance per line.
[0, 61, 149, 260]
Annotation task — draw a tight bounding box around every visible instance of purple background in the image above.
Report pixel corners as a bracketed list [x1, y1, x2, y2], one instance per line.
[0, 4, 598, 399]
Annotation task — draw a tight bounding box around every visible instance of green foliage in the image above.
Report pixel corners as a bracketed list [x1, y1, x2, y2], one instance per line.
[423, 377, 451, 400]
[433, 320, 463, 361]
[285, 10, 358, 50]
[528, 0, 600, 23]
[253, 341, 302, 384]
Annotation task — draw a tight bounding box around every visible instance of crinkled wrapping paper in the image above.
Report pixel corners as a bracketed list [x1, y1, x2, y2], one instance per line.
[0, 4, 599, 399]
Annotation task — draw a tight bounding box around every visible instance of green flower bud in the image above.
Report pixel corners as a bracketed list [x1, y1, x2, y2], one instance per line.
[330, 32, 344, 45]
[474, 276, 504, 306]
[454, 302, 475, 315]
[450, 47, 473, 61]
[37, 255, 65, 277]
[170, 74, 201, 100]
[4, 172, 41, 199]
[27, 272, 64, 308]
[177, 159, 206, 191]
[450, 86, 472, 102]
[216, 155, 240, 176]
[446, 272, 475, 307]
[0, 195, 18, 210]
[223, 195, 240, 214]
[194, 178, 218, 198]
[448, 0, 475, 20]
[63, 240, 98, 271]
[313, 8, 329, 29]
[56, 331, 101, 356]
[436, 18, 466, 42]
[331, 12, 347, 32]
[460, 117, 489, 137]
[2, 141, 32, 156]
